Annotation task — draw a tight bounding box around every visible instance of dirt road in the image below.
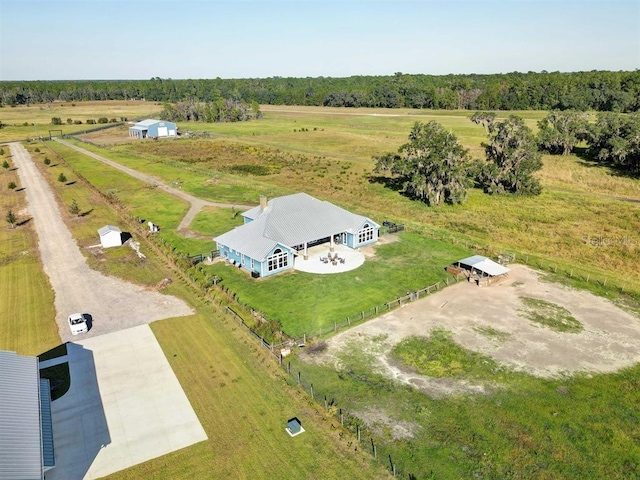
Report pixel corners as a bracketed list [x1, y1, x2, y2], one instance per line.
[10, 142, 194, 342]
[53, 138, 244, 234]
[306, 265, 640, 396]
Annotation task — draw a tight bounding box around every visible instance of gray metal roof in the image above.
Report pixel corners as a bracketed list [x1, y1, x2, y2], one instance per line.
[216, 193, 379, 261]
[0, 351, 46, 480]
[134, 119, 175, 127]
[98, 225, 122, 236]
[458, 255, 510, 276]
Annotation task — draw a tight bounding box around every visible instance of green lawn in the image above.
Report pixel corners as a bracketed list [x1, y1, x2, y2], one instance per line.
[206, 232, 471, 337]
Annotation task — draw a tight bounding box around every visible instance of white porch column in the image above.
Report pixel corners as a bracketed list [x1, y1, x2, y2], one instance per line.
[303, 242, 308, 260]
[330, 235, 335, 252]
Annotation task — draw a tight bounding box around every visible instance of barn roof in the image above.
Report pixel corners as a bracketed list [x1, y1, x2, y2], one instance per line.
[98, 225, 122, 236]
[457, 255, 510, 276]
[0, 351, 53, 480]
[214, 193, 378, 261]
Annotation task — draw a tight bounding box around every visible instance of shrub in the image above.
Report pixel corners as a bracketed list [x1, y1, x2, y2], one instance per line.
[74, 120, 82, 125]
[57, 173, 67, 183]
[86, 119, 96, 125]
[67, 118, 73, 124]
[51, 117, 63, 125]
[44, 157, 51, 165]
[97, 117, 109, 124]
[34, 147, 40, 153]
[110, 118, 118, 123]
[6, 209, 16, 228]
[69, 199, 80, 215]
[0, 147, 4, 155]
[8, 181, 17, 189]
[2, 160, 9, 169]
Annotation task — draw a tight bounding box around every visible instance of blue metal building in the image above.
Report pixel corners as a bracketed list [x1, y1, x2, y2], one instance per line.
[128, 119, 177, 139]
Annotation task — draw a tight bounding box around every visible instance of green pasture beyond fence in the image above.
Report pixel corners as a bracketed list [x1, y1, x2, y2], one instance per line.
[41, 137, 639, 480]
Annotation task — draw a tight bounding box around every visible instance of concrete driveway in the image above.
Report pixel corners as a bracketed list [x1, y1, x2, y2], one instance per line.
[10, 142, 194, 342]
[48, 325, 207, 480]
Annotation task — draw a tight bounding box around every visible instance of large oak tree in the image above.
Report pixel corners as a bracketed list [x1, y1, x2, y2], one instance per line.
[476, 115, 543, 196]
[374, 121, 470, 206]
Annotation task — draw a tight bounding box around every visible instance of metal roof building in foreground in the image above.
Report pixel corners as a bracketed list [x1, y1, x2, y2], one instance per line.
[0, 350, 55, 480]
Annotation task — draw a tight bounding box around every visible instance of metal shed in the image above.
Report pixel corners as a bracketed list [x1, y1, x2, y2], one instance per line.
[456, 255, 510, 285]
[98, 225, 123, 248]
[128, 119, 177, 139]
[0, 350, 55, 479]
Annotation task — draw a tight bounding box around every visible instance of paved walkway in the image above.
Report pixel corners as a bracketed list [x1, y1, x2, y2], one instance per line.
[10, 142, 194, 343]
[47, 325, 207, 480]
[53, 138, 250, 234]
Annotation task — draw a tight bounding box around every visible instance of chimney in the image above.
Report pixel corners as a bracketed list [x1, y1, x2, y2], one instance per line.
[260, 194, 267, 210]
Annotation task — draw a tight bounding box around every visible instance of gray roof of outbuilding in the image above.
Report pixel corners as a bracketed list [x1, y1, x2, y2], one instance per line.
[0, 351, 45, 480]
[458, 255, 510, 276]
[135, 119, 162, 127]
[215, 193, 378, 260]
[98, 225, 122, 236]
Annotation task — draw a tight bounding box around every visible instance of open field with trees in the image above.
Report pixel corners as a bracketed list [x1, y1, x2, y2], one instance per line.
[0, 100, 162, 142]
[0, 137, 390, 479]
[2, 99, 639, 478]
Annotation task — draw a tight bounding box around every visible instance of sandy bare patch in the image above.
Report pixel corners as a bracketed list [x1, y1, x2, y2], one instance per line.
[353, 406, 421, 440]
[304, 265, 640, 396]
[360, 233, 399, 259]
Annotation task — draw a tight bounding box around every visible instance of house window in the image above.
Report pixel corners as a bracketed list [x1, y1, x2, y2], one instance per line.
[267, 248, 288, 272]
[241, 254, 245, 265]
[358, 224, 375, 244]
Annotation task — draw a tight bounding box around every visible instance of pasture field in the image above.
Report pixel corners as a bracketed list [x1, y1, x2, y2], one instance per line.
[71, 105, 639, 299]
[0, 145, 59, 355]
[4, 139, 390, 479]
[0, 100, 162, 142]
[6, 101, 640, 478]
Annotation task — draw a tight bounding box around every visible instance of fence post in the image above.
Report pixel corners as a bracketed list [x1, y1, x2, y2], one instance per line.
[371, 438, 377, 458]
[340, 408, 343, 426]
[297, 371, 301, 385]
[357, 424, 360, 441]
[324, 395, 328, 410]
[310, 383, 314, 400]
[303, 333, 306, 345]
[287, 362, 291, 374]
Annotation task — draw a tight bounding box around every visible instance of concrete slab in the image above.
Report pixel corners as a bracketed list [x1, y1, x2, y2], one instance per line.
[48, 325, 207, 480]
[294, 244, 365, 274]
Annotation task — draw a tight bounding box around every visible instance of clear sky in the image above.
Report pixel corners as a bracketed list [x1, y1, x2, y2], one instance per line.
[0, 0, 638, 80]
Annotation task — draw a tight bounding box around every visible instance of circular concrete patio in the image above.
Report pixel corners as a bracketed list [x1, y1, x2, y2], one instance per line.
[294, 244, 365, 274]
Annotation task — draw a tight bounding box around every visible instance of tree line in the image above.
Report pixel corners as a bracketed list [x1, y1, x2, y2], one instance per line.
[1, 70, 639, 112]
[374, 111, 639, 206]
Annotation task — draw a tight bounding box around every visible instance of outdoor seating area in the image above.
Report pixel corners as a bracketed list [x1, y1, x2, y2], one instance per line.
[319, 252, 346, 265]
[295, 244, 365, 274]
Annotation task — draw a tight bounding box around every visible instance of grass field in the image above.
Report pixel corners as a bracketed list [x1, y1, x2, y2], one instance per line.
[70, 106, 640, 298]
[288, 343, 640, 479]
[0, 145, 60, 355]
[0, 100, 162, 142]
[3, 102, 639, 479]
[2, 136, 391, 479]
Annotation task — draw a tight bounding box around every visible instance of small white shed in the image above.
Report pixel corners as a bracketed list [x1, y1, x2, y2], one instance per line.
[98, 225, 123, 248]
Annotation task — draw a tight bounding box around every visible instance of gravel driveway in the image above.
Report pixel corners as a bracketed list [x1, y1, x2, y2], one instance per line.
[10, 142, 194, 342]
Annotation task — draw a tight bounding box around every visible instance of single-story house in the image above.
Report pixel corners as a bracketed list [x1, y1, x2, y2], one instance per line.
[214, 193, 379, 278]
[98, 225, 123, 248]
[455, 255, 510, 285]
[0, 350, 55, 479]
[128, 119, 177, 139]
